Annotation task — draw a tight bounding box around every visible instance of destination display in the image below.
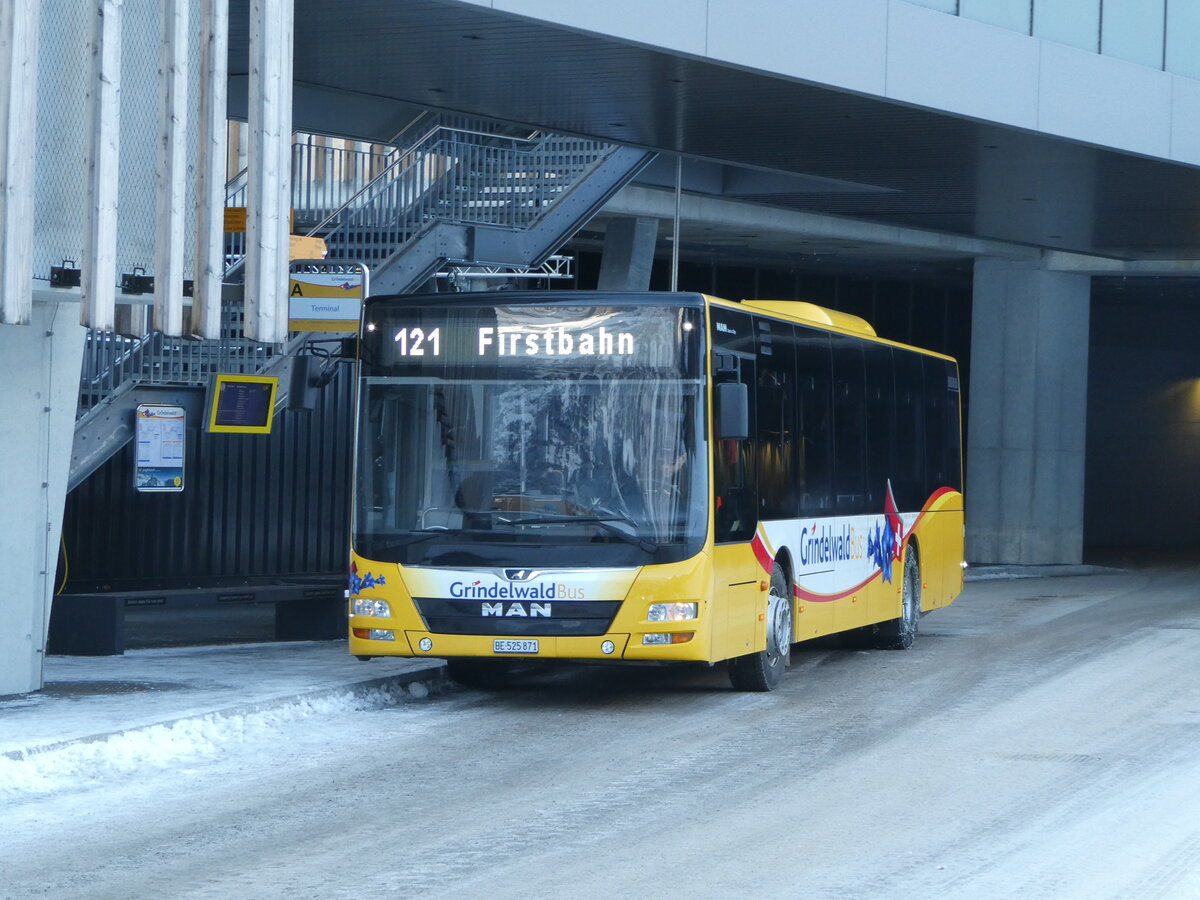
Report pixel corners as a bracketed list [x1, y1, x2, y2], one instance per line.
[365, 304, 702, 376]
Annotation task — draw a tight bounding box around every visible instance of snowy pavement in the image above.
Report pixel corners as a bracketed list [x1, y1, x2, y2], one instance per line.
[0, 641, 444, 763]
[0, 564, 1115, 796]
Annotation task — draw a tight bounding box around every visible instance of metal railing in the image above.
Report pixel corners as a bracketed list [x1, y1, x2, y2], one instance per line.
[313, 129, 610, 265]
[77, 304, 278, 418]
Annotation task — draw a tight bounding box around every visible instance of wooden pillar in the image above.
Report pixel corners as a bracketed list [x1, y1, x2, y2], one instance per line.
[193, 0, 229, 340]
[0, 0, 40, 326]
[80, 0, 122, 333]
[245, 0, 293, 344]
[152, 0, 189, 337]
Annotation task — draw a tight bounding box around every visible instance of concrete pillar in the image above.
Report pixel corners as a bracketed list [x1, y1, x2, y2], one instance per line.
[0, 294, 87, 696]
[966, 259, 1090, 565]
[597, 216, 657, 291]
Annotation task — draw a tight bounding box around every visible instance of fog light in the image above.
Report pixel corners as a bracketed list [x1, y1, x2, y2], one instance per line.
[642, 632, 694, 645]
[419, 637, 433, 652]
[353, 627, 394, 641]
[601, 640, 615, 655]
[647, 602, 698, 622]
[352, 597, 391, 617]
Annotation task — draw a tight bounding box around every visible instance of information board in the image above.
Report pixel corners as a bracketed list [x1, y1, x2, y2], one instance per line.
[134, 405, 186, 492]
[207, 374, 278, 434]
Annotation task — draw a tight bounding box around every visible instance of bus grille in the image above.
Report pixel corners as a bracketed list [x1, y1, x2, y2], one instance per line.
[413, 598, 621, 637]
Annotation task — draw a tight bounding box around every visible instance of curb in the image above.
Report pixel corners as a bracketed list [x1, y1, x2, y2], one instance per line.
[2, 661, 447, 763]
[965, 564, 1126, 581]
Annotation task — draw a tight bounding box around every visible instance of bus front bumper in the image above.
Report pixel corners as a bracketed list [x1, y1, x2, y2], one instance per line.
[348, 629, 710, 662]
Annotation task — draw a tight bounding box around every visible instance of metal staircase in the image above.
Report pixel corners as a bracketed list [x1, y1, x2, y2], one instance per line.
[70, 118, 655, 490]
[301, 126, 654, 294]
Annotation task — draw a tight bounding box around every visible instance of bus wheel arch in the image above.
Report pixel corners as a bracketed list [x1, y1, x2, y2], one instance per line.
[728, 560, 793, 692]
[773, 548, 797, 645]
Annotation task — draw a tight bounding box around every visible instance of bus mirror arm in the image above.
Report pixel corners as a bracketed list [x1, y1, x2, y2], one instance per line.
[715, 381, 749, 440]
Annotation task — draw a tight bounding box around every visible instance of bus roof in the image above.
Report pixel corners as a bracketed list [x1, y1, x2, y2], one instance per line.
[706, 294, 957, 363]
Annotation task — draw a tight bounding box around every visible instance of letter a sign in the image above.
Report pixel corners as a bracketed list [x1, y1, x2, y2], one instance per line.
[287, 261, 369, 332]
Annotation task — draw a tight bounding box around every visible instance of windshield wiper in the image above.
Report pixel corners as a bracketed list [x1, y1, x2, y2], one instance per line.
[371, 527, 495, 548]
[499, 513, 659, 553]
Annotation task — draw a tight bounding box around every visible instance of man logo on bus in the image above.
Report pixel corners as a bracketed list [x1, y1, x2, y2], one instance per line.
[482, 602, 551, 617]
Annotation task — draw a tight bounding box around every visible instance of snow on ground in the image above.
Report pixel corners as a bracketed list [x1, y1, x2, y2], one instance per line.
[0, 678, 433, 797]
[0, 641, 443, 799]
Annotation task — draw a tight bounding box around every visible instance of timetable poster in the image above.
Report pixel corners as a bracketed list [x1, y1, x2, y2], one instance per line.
[134, 404, 186, 492]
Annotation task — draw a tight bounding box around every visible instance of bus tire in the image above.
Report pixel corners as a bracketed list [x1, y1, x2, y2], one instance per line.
[445, 657, 512, 689]
[873, 545, 920, 650]
[729, 564, 793, 691]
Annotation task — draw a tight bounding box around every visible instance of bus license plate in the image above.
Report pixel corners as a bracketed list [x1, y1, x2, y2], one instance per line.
[494, 639, 538, 654]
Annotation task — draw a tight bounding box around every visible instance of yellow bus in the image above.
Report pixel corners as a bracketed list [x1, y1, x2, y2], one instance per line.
[348, 291, 964, 691]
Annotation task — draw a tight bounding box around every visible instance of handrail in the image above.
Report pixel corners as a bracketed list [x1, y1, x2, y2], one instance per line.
[302, 124, 544, 239]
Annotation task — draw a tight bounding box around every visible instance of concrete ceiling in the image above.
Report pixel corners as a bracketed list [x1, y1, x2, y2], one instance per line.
[229, 0, 1200, 278]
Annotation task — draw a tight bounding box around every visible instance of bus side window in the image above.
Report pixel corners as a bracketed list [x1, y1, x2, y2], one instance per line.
[864, 343, 895, 511]
[756, 318, 798, 520]
[831, 335, 867, 515]
[892, 350, 926, 511]
[711, 309, 757, 543]
[795, 327, 833, 515]
[923, 356, 962, 493]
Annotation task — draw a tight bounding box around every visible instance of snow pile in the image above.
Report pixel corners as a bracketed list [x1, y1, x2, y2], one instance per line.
[0, 679, 431, 797]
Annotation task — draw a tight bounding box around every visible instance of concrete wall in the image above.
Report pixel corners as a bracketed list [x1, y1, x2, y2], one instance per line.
[456, 0, 1200, 167]
[0, 296, 86, 695]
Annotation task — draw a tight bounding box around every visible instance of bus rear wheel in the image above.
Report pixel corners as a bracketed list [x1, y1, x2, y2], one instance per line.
[872, 546, 920, 650]
[729, 564, 793, 692]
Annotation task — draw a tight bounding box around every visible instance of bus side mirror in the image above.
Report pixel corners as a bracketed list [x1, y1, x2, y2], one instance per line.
[715, 381, 749, 440]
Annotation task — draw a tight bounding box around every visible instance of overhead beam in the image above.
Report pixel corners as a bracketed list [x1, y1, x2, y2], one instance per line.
[1041, 250, 1200, 276]
[606, 184, 1038, 262]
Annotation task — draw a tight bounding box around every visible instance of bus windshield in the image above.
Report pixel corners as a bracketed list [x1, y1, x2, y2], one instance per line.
[354, 302, 708, 567]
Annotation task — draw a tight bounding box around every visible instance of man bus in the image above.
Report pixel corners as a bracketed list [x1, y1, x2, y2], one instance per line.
[348, 291, 964, 691]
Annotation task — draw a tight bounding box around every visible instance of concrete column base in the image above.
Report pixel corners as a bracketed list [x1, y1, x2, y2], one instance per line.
[0, 294, 86, 695]
[966, 260, 1090, 565]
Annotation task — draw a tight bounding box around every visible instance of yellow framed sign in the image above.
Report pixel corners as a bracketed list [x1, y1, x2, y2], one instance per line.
[207, 374, 278, 434]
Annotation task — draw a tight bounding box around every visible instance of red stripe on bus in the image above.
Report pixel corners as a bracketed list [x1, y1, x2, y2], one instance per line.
[750, 532, 774, 573]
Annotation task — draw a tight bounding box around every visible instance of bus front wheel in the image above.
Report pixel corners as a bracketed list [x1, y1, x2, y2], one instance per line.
[729, 564, 793, 692]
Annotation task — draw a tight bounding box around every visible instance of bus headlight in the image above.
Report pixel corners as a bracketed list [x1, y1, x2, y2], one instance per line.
[352, 598, 391, 617]
[647, 602, 698, 622]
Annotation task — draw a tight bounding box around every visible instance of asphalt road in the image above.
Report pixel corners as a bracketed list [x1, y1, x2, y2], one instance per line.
[3, 565, 1198, 899]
